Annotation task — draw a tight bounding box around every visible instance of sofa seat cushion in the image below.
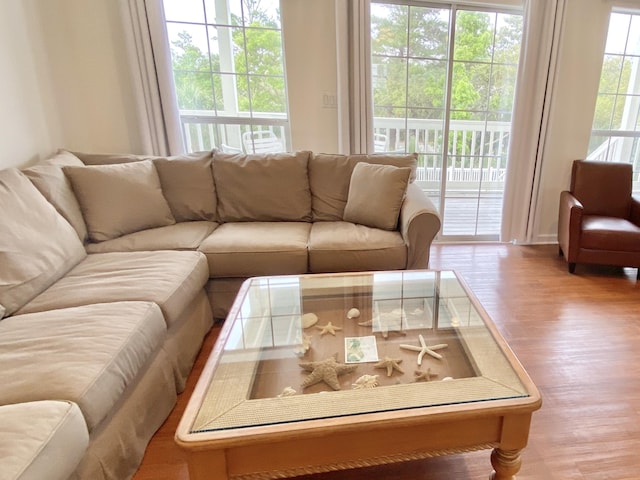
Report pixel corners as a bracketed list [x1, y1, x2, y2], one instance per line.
[85, 221, 218, 253]
[16, 251, 209, 328]
[0, 302, 166, 431]
[0, 169, 87, 317]
[199, 222, 311, 277]
[308, 222, 407, 273]
[581, 215, 640, 252]
[0, 400, 88, 480]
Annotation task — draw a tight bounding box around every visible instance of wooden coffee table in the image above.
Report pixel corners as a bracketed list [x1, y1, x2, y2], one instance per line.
[175, 270, 541, 480]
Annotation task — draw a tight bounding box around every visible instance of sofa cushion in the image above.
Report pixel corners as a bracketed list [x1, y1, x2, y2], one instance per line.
[85, 221, 218, 254]
[0, 169, 87, 317]
[22, 152, 88, 243]
[343, 162, 411, 230]
[64, 160, 175, 242]
[0, 400, 88, 480]
[308, 221, 407, 273]
[16, 251, 209, 328]
[309, 153, 418, 221]
[0, 302, 166, 430]
[199, 222, 311, 277]
[154, 153, 217, 222]
[581, 215, 640, 251]
[213, 151, 312, 222]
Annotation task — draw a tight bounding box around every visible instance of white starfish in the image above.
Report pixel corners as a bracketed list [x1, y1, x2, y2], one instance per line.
[399, 335, 448, 365]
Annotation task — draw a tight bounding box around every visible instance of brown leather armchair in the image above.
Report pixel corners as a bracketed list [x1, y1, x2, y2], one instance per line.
[558, 160, 640, 279]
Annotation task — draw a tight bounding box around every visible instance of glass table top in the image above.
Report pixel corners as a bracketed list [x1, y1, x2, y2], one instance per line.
[190, 270, 532, 434]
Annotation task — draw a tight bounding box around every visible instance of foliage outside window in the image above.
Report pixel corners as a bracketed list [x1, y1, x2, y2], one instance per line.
[588, 11, 640, 191]
[163, 0, 289, 153]
[371, 2, 522, 238]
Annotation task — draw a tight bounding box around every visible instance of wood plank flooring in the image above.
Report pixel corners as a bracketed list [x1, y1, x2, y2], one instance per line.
[133, 243, 640, 480]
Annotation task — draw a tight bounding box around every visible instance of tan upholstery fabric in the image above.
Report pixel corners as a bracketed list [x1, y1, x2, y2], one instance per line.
[72, 150, 214, 166]
[199, 222, 310, 277]
[206, 278, 247, 320]
[22, 162, 88, 243]
[0, 304, 4, 320]
[0, 302, 166, 430]
[70, 349, 176, 480]
[0, 400, 88, 480]
[309, 153, 418, 221]
[308, 222, 407, 272]
[43, 150, 85, 167]
[0, 169, 86, 316]
[64, 160, 175, 242]
[213, 151, 312, 222]
[154, 153, 217, 222]
[343, 163, 411, 230]
[16, 251, 209, 327]
[85, 221, 218, 254]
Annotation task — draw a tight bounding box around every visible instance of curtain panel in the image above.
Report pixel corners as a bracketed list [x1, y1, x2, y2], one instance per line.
[120, 0, 183, 155]
[500, 0, 567, 243]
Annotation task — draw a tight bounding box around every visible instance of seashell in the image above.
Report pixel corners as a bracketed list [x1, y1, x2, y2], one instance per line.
[347, 308, 361, 319]
[278, 386, 297, 397]
[301, 312, 318, 328]
[352, 374, 379, 389]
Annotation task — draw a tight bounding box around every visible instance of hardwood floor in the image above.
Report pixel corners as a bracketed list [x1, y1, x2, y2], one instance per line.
[133, 243, 640, 480]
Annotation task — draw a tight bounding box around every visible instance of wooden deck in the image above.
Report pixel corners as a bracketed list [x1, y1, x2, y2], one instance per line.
[428, 193, 503, 238]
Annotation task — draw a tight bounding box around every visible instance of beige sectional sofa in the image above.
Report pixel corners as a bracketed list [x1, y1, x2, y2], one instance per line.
[0, 148, 440, 480]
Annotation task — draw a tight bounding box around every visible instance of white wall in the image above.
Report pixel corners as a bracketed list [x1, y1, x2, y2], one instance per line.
[0, 2, 60, 168]
[281, 0, 340, 153]
[2, 0, 621, 243]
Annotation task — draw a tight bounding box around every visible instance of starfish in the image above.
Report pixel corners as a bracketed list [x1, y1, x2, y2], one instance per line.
[413, 368, 438, 382]
[358, 311, 406, 339]
[316, 321, 342, 336]
[374, 356, 404, 377]
[399, 335, 448, 365]
[299, 355, 357, 390]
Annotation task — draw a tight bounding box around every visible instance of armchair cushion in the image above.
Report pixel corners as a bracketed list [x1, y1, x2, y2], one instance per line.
[571, 160, 632, 218]
[581, 216, 640, 252]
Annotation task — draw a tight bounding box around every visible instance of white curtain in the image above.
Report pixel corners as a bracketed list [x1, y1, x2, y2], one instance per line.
[500, 0, 567, 243]
[337, 0, 373, 154]
[120, 0, 184, 155]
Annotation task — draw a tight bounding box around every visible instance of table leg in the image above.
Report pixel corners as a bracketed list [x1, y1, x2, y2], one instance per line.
[489, 448, 521, 480]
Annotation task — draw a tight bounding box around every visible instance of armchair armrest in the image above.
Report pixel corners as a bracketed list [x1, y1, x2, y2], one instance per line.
[399, 182, 441, 269]
[630, 196, 640, 227]
[558, 190, 583, 261]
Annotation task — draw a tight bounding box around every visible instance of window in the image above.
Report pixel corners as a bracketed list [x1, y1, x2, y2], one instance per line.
[370, 2, 522, 239]
[588, 11, 640, 192]
[163, 0, 289, 153]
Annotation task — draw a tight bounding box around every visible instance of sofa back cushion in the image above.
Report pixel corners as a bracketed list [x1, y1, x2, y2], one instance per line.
[154, 153, 217, 222]
[0, 168, 87, 316]
[22, 150, 88, 243]
[213, 151, 312, 222]
[64, 160, 176, 242]
[309, 153, 417, 221]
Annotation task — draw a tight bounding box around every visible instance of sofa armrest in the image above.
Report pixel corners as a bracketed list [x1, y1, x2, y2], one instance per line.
[399, 182, 441, 269]
[630, 196, 640, 227]
[558, 190, 583, 261]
